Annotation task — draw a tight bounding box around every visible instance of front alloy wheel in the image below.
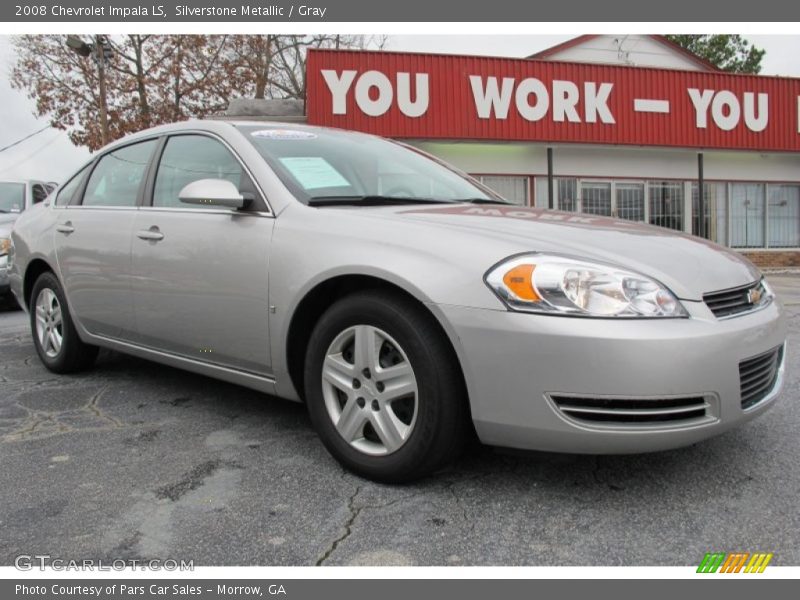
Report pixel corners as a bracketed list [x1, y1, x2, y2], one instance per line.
[304, 290, 469, 483]
[321, 325, 418, 456]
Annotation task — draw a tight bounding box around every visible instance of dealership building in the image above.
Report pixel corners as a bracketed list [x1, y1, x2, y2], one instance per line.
[228, 35, 800, 266]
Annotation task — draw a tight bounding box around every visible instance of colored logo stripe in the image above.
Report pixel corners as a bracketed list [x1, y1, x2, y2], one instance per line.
[745, 553, 773, 573]
[697, 553, 726, 573]
[697, 552, 773, 573]
[720, 553, 749, 573]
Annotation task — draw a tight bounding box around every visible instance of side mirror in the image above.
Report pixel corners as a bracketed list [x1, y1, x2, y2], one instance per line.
[178, 179, 248, 209]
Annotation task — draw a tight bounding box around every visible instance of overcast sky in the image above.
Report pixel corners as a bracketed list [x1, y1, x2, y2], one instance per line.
[1, 34, 798, 185]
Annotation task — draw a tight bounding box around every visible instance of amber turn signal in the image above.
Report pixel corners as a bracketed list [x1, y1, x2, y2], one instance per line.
[502, 264, 540, 301]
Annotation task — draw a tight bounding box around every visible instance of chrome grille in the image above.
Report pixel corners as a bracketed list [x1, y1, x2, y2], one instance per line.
[551, 395, 711, 427]
[703, 280, 764, 319]
[739, 346, 783, 410]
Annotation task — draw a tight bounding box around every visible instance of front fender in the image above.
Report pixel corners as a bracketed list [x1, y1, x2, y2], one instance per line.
[267, 205, 508, 400]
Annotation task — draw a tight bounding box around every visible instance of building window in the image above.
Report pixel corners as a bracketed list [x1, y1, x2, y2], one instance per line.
[692, 182, 727, 245]
[528, 177, 799, 249]
[615, 182, 645, 222]
[767, 185, 800, 248]
[648, 181, 684, 231]
[533, 177, 576, 210]
[476, 175, 529, 206]
[556, 178, 578, 211]
[580, 181, 612, 216]
[730, 183, 766, 248]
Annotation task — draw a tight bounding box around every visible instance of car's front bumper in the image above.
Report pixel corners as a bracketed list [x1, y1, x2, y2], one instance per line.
[438, 297, 787, 454]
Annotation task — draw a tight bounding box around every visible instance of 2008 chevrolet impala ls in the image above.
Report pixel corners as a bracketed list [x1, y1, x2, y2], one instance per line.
[8, 121, 787, 482]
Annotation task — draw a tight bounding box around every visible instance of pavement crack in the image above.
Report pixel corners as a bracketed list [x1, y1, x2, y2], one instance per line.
[2, 385, 130, 442]
[315, 485, 362, 566]
[444, 481, 474, 532]
[86, 385, 124, 428]
[17, 412, 50, 436]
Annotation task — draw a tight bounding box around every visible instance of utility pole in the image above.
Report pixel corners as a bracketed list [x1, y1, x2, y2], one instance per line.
[66, 34, 112, 146]
[94, 36, 111, 146]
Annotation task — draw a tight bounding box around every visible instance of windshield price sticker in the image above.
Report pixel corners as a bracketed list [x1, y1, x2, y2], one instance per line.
[279, 156, 351, 190]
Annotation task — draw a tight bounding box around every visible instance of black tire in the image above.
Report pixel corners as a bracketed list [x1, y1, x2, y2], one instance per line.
[304, 289, 469, 483]
[29, 271, 98, 373]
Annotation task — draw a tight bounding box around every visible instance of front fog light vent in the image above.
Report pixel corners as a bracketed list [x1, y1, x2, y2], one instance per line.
[550, 395, 713, 427]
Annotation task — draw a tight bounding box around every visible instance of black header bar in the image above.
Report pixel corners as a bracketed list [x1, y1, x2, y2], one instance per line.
[3, 0, 799, 22]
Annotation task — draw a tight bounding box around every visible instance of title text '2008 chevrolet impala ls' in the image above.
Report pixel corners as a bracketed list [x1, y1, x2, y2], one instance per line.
[8, 121, 786, 482]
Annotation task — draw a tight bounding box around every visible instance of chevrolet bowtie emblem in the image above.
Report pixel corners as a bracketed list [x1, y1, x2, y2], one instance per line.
[748, 287, 763, 304]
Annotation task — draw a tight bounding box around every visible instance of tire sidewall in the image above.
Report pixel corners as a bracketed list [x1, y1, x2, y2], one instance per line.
[29, 272, 76, 371]
[305, 293, 455, 481]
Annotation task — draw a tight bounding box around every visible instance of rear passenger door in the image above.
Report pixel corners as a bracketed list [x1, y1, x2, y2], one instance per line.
[130, 133, 274, 375]
[55, 139, 158, 340]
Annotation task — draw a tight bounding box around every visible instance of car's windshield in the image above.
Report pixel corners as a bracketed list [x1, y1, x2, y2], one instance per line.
[239, 125, 501, 205]
[0, 182, 25, 213]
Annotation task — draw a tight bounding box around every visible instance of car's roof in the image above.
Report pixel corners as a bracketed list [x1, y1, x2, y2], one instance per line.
[225, 119, 321, 129]
[99, 119, 374, 153]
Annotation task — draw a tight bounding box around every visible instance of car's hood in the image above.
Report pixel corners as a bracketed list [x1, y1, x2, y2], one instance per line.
[350, 203, 761, 301]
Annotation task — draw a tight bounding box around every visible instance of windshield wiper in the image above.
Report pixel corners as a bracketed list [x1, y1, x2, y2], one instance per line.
[308, 195, 453, 207]
[458, 198, 510, 205]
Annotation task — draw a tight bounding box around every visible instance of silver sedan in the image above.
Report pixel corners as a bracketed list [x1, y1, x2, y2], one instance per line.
[8, 120, 787, 482]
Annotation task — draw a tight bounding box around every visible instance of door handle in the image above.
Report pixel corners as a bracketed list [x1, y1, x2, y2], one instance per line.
[136, 227, 164, 242]
[56, 222, 75, 234]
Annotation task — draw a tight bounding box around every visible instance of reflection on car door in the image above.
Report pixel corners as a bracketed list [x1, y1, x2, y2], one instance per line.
[55, 139, 157, 339]
[130, 133, 274, 376]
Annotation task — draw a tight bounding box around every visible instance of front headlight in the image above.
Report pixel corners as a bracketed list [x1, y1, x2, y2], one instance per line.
[0, 237, 10, 258]
[485, 253, 687, 318]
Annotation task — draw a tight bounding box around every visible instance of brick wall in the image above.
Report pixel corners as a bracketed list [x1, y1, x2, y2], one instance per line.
[739, 251, 800, 268]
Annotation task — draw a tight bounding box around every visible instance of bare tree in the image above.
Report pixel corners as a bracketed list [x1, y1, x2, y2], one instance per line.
[158, 34, 232, 121]
[109, 35, 170, 129]
[270, 34, 387, 99]
[225, 35, 280, 99]
[11, 34, 388, 150]
[11, 34, 125, 150]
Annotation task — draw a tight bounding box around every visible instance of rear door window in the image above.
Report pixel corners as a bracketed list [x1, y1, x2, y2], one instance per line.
[82, 140, 157, 207]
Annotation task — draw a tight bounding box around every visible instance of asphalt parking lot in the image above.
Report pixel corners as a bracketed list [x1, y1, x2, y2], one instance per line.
[1, 276, 799, 567]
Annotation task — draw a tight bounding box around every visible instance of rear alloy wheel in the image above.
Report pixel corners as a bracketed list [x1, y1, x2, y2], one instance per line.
[305, 290, 468, 483]
[29, 272, 98, 373]
[34, 288, 64, 359]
